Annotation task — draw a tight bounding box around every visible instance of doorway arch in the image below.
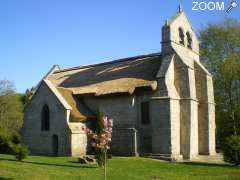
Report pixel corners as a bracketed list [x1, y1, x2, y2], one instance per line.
[52, 135, 59, 156]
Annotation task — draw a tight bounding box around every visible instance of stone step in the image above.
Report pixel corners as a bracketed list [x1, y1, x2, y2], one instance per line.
[143, 153, 171, 156]
[142, 153, 224, 163]
[189, 154, 224, 164]
[142, 153, 172, 161]
[195, 154, 223, 159]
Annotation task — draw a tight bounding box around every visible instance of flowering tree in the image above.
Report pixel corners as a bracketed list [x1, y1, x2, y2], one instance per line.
[83, 115, 113, 180]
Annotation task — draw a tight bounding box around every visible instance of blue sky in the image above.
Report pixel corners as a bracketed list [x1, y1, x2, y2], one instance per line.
[0, 0, 239, 93]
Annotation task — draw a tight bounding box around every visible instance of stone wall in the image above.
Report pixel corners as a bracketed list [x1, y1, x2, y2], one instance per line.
[135, 91, 155, 154]
[153, 54, 182, 160]
[68, 122, 87, 156]
[82, 91, 166, 156]
[195, 62, 216, 155]
[173, 55, 199, 159]
[83, 95, 139, 156]
[150, 98, 171, 154]
[22, 81, 71, 156]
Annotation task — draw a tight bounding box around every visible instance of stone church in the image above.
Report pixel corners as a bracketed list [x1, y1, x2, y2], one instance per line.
[22, 8, 216, 161]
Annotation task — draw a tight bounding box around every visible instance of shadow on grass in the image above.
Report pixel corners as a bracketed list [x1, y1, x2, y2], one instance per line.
[68, 160, 97, 165]
[0, 158, 97, 169]
[180, 161, 237, 168]
[0, 177, 14, 180]
[69, 160, 83, 164]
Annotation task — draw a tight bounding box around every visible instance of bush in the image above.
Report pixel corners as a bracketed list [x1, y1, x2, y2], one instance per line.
[0, 129, 13, 153]
[0, 128, 29, 161]
[222, 135, 240, 165]
[11, 143, 29, 161]
[11, 131, 21, 144]
[0, 129, 21, 154]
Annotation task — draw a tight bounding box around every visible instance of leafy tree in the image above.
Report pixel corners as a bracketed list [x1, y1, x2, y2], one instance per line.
[221, 55, 240, 136]
[0, 80, 29, 158]
[222, 135, 240, 166]
[199, 18, 240, 146]
[0, 80, 24, 131]
[22, 87, 35, 106]
[11, 143, 29, 161]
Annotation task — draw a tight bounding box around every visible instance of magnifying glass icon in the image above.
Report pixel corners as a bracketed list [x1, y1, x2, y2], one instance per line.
[227, 1, 238, 13]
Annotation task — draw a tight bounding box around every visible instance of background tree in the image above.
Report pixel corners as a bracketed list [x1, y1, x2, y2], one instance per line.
[199, 18, 240, 147]
[0, 80, 28, 159]
[0, 80, 24, 131]
[22, 87, 35, 106]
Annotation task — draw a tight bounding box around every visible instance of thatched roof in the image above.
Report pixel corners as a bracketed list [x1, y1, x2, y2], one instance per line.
[37, 53, 162, 122]
[57, 87, 95, 122]
[48, 53, 161, 96]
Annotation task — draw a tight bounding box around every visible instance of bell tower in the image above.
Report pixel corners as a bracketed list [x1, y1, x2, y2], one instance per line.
[158, 7, 216, 159]
[161, 8, 200, 62]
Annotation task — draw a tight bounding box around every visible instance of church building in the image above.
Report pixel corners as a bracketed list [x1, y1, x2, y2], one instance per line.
[22, 8, 216, 161]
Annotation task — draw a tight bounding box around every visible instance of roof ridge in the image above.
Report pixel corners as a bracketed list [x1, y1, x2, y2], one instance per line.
[54, 52, 161, 73]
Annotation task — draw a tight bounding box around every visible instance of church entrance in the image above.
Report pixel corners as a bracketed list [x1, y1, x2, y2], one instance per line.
[52, 135, 59, 156]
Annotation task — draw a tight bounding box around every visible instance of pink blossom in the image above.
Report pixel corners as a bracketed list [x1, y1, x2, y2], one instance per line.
[83, 116, 113, 151]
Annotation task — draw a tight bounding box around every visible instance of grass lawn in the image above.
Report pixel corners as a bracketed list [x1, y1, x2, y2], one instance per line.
[0, 154, 239, 180]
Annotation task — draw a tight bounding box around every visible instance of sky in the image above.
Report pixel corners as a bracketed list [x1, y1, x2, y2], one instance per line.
[0, 0, 239, 93]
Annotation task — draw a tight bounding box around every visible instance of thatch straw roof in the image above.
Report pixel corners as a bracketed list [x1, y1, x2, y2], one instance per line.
[48, 53, 161, 96]
[57, 87, 95, 122]
[40, 53, 162, 122]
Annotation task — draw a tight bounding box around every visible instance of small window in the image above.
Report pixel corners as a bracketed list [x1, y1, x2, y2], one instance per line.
[178, 28, 185, 45]
[141, 102, 150, 125]
[186, 32, 192, 49]
[41, 104, 50, 131]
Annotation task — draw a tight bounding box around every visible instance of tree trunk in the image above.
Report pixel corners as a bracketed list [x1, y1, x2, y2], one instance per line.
[104, 150, 107, 180]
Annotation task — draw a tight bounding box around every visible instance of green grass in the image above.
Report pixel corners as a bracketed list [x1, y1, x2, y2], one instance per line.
[0, 154, 239, 180]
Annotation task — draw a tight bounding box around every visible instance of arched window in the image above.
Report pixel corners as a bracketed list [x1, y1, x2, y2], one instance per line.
[178, 27, 185, 45]
[41, 104, 50, 131]
[186, 32, 192, 49]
